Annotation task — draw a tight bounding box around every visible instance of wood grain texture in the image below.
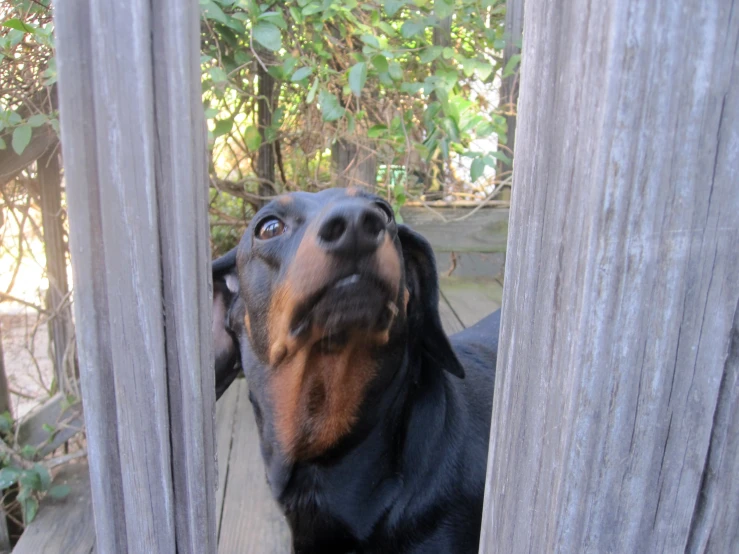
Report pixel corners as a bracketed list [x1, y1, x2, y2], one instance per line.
[480, 1, 739, 552]
[17, 394, 84, 457]
[438, 294, 465, 335]
[54, 2, 128, 550]
[400, 207, 508, 253]
[12, 464, 95, 554]
[215, 381, 241, 534]
[55, 0, 216, 552]
[439, 278, 502, 328]
[218, 380, 292, 554]
[151, 0, 218, 550]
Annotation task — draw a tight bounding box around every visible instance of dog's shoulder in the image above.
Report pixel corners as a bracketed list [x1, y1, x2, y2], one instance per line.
[450, 309, 500, 381]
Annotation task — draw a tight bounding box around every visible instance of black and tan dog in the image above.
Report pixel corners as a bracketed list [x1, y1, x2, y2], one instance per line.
[212, 187, 499, 553]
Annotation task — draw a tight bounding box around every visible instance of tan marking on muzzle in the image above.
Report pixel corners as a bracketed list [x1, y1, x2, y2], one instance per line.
[264, 219, 405, 460]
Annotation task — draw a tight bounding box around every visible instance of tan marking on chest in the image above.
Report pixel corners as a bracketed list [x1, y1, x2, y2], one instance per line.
[269, 336, 382, 461]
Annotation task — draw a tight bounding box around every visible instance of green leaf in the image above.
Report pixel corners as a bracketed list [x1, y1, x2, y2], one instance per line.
[442, 47, 454, 59]
[476, 62, 494, 81]
[21, 496, 38, 524]
[12, 124, 32, 155]
[212, 118, 233, 138]
[318, 90, 345, 122]
[360, 35, 380, 49]
[306, 78, 319, 104]
[400, 19, 426, 39]
[252, 23, 282, 52]
[388, 62, 403, 81]
[302, 3, 323, 16]
[434, 0, 454, 19]
[367, 124, 387, 138]
[503, 54, 521, 78]
[489, 150, 512, 165]
[419, 46, 442, 64]
[470, 158, 485, 182]
[289, 5, 303, 24]
[48, 484, 71, 499]
[282, 55, 298, 76]
[200, 1, 229, 25]
[476, 121, 495, 138]
[0, 411, 13, 434]
[244, 125, 262, 151]
[371, 54, 388, 73]
[20, 444, 36, 460]
[258, 11, 287, 30]
[2, 19, 36, 34]
[400, 82, 424, 94]
[209, 67, 228, 83]
[348, 62, 367, 97]
[384, 0, 405, 17]
[0, 467, 21, 489]
[34, 464, 52, 490]
[20, 471, 42, 491]
[0, 137, 6, 150]
[291, 67, 313, 82]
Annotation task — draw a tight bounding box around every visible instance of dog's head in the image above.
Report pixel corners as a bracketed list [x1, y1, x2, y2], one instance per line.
[212, 188, 462, 463]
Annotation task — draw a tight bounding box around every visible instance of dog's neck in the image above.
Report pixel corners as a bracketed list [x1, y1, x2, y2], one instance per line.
[249, 338, 466, 545]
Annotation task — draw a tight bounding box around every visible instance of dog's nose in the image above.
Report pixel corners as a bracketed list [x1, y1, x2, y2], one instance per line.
[317, 202, 387, 256]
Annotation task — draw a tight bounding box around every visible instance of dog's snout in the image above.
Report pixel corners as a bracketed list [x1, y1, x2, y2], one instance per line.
[317, 203, 387, 256]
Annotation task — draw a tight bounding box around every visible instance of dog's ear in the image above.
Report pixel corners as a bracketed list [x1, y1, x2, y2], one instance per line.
[398, 225, 464, 378]
[212, 248, 241, 399]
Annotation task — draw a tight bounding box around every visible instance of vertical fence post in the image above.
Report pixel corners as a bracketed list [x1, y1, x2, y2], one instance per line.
[54, 0, 217, 552]
[480, 0, 738, 552]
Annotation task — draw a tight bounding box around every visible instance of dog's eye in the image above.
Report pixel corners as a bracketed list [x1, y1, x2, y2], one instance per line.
[256, 217, 286, 240]
[374, 201, 394, 223]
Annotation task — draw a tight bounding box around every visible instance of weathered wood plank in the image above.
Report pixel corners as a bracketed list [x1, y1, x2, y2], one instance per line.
[439, 278, 502, 329]
[400, 207, 508, 253]
[12, 464, 95, 554]
[438, 294, 465, 334]
[16, 394, 84, 457]
[151, 0, 218, 550]
[480, 0, 739, 552]
[215, 380, 241, 535]
[55, 0, 216, 552]
[54, 2, 128, 550]
[218, 380, 291, 554]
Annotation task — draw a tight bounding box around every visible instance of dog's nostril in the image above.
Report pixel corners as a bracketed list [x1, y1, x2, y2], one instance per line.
[319, 216, 347, 243]
[361, 210, 385, 239]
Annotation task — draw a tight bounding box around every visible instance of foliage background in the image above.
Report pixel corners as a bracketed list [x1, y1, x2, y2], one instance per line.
[1, 0, 517, 254]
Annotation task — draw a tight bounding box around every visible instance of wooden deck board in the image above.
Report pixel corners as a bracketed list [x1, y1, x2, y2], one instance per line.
[440, 278, 502, 328]
[438, 294, 465, 334]
[12, 464, 95, 554]
[217, 380, 291, 554]
[215, 381, 241, 534]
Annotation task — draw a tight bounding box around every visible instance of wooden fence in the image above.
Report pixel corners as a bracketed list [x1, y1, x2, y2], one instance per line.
[480, 0, 738, 551]
[50, 0, 737, 552]
[55, 0, 216, 552]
